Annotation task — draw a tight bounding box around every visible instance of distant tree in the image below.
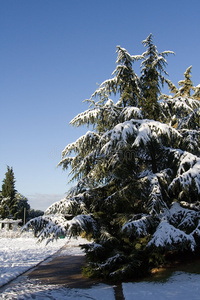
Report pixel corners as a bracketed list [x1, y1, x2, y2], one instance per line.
[1, 166, 18, 218]
[0, 166, 43, 221]
[28, 208, 44, 220]
[2, 166, 16, 200]
[14, 193, 30, 221]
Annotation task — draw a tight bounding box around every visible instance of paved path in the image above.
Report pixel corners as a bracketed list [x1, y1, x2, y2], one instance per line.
[27, 247, 125, 299]
[27, 249, 100, 289]
[0, 243, 124, 299]
[27, 248, 125, 300]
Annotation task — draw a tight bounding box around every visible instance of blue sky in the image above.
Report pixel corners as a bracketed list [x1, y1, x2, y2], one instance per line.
[1, 0, 200, 211]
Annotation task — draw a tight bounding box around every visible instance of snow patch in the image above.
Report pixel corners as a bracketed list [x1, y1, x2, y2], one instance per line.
[0, 237, 66, 287]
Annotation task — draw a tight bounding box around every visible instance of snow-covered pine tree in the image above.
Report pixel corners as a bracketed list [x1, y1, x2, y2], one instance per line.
[24, 35, 200, 281]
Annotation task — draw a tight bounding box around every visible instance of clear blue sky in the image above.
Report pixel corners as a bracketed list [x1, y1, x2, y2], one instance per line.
[1, 0, 200, 211]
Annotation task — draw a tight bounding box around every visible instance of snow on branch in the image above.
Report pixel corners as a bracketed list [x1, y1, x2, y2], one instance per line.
[45, 193, 87, 215]
[91, 77, 118, 98]
[169, 202, 199, 232]
[181, 129, 200, 154]
[169, 150, 200, 194]
[100, 120, 137, 154]
[132, 119, 180, 147]
[160, 97, 200, 126]
[146, 174, 168, 214]
[23, 213, 97, 242]
[147, 219, 196, 251]
[22, 214, 67, 243]
[99, 118, 180, 156]
[176, 152, 199, 176]
[70, 108, 101, 127]
[115, 46, 134, 64]
[122, 214, 154, 237]
[121, 107, 142, 121]
[60, 131, 100, 158]
[67, 214, 98, 237]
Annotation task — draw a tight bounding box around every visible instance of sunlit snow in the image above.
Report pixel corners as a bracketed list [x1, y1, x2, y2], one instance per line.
[0, 237, 200, 299]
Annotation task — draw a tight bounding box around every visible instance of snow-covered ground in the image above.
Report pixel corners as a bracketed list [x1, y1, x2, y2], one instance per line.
[1, 279, 115, 300]
[0, 236, 200, 299]
[0, 234, 67, 287]
[123, 272, 200, 300]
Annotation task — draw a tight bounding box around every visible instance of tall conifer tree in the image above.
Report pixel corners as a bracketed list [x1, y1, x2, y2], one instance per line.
[24, 35, 200, 281]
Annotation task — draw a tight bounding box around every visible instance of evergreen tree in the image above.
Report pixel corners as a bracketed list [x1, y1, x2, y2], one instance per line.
[0, 167, 43, 221]
[24, 35, 200, 282]
[1, 166, 17, 218]
[2, 166, 16, 200]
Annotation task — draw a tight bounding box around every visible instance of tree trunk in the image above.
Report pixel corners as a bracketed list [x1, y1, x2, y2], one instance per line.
[114, 283, 125, 300]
